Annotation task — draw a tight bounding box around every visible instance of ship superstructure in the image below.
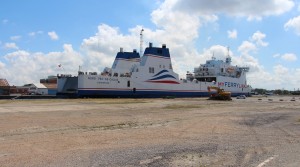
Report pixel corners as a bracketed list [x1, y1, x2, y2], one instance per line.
[61, 43, 251, 98]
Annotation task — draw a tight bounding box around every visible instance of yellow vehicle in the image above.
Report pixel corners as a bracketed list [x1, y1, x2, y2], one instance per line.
[207, 86, 232, 100]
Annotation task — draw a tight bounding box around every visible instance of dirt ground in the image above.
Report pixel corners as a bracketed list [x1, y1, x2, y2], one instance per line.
[0, 96, 300, 167]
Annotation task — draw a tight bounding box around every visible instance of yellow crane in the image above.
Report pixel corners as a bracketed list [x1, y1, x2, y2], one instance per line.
[207, 86, 232, 100]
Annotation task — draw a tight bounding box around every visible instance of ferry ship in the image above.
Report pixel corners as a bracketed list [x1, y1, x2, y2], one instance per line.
[57, 43, 251, 98]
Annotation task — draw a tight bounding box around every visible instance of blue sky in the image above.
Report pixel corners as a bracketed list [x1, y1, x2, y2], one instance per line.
[0, 0, 155, 52]
[1, 0, 300, 90]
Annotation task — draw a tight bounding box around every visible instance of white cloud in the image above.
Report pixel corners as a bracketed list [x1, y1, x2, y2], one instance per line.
[237, 31, 268, 56]
[0, 61, 5, 69]
[246, 63, 300, 90]
[238, 41, 257, 54]
[274, 64, 289, 75]
[227, 29, 237, 39]
[271, 65, 300, 89]
[0, 44, 83, 85]
[273, 53, 280, 58]
[235, 31, 284, 89]
[2, 19, 8, 24]
[150, 0, 219, 45]
[284, 15, 300, 35]
[174, 0, 294, 20]
[80, 24, 142, 72]
[3, 42, 19, 50]
[29, 31, 43, 37]
[28, 32, 35, 36]
[250, 31, 268, 47]
[273, 53, 298, 62]
[281, 53, 298, 61]
[48, 31, 59, 40]
[63, 44, 73, 52]
[10, 36, 21, 41]
[234, 30, 299, 89]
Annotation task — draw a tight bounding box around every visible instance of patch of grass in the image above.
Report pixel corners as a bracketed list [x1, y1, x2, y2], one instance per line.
[0, 100, 13, 104]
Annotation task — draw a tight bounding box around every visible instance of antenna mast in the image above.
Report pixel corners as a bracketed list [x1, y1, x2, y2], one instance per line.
[227, 46, 230, 57]
[212, 51, 215, 60]
[140, 29, 144, 56]
[226, 46, 232, 64]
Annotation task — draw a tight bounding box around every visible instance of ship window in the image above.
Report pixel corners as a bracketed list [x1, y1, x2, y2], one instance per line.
[149, 67, 154, 73]
[157, 49, 162, 54]
[127, 81, 130, 87]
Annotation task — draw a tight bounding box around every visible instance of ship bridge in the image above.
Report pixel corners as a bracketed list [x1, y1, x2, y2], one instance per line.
[190, 56, 249, 82]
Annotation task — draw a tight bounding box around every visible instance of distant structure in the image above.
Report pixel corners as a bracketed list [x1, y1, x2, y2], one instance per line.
[27, 83, 48, 95]
[0, 78, 10, 95]
[9, 85, 29, 95]
[0, 76, 59, 96]
[40, 76, 58, 95]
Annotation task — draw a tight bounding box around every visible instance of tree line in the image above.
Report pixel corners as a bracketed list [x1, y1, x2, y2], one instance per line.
[252, 88, 299, 95]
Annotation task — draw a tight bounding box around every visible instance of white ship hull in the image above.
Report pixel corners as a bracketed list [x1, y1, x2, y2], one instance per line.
[77, 73, 251, 98]
[59, 43, 251, 98]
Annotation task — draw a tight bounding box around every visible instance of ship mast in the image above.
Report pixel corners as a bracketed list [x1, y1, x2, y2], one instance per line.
[140, 29, 144, 56]
[226, 46, 232, 64]
[212, 51, 216, 60]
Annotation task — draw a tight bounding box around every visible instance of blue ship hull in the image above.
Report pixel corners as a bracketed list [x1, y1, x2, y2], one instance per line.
[78, 90, 249, 98]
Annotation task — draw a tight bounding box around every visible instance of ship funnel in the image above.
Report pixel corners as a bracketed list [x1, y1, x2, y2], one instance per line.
[162, 44, 166, 48]
[120, 47, 123, 52]
[149, 43, 152, 48]
[133, 49, 137, 53]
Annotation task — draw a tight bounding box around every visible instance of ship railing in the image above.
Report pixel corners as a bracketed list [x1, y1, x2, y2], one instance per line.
[57, 74, 72, 77]
[100, 72, 111, 76]
[120, 73, 131, 77]
[194, 73, 216, 77]
[89, 72, 97, 75]
[239, 67, 250, 72]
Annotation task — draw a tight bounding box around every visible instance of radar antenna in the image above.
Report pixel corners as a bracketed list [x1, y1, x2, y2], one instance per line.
[212, 51, 216, 60]
[226, 46, 232, 64]
[140, 29, 144, 56]
[227, 46, 230, 57]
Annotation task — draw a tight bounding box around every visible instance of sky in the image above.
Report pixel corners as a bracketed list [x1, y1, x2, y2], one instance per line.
[1, 0, 300, 90]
